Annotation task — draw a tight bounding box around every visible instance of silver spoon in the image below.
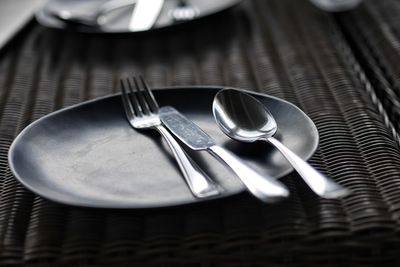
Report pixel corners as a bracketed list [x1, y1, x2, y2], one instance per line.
[212, 89, 350, 199]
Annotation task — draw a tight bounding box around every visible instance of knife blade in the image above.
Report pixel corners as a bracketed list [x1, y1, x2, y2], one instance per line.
[129, 0, 164, 31]
[159, 106, 289, 203]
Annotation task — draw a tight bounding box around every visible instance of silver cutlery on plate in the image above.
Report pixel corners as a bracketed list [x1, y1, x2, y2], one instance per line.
[120, 76, 220, 198]
[213, 89, 350, 199]
[159, 106, 290, 203]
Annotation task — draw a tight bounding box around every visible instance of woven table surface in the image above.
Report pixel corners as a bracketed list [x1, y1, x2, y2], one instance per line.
[1, 0, 400, 266]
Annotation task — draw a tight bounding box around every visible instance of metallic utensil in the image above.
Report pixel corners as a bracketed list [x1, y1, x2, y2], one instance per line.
[120, 76, 220, 198]
[213, 89, 350, 199]
[159, 106, 289, 203]
[49, 0, 164, 31]
[309, 0, 363, 12]
[129, 0, 164, 31]
[48, 0, 138, 27]
[169, 0, 199, 22]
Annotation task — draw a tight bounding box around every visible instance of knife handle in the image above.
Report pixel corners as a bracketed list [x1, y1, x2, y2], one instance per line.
[156, 125, 220, 198]
[208, 145, 289, 202]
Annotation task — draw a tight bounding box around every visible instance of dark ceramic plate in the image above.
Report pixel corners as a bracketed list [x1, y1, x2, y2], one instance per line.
[8, 87, 319, 208]
[35, 0, 242, 33]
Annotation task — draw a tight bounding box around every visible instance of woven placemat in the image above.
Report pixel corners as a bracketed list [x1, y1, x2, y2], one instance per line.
[336, 0, 400, 136]
[1, 0, 400, 265]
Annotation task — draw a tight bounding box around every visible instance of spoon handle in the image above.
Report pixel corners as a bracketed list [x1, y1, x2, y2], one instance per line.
[207, 145, 289, 203]
[266, 137, 350, 199]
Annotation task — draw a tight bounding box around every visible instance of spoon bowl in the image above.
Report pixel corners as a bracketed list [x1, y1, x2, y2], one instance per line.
[213, 89, 278, 142]
[213, 89, 350, 199]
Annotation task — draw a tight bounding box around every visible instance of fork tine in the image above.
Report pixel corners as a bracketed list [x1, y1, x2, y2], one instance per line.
[120, 79, 135, 119]
[139, 75, 159, 112]
[132, 76, 151, 115]
[126, 77, 143, 116]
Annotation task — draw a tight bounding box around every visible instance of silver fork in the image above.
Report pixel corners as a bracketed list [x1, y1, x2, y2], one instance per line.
[120, 76, 220, 198]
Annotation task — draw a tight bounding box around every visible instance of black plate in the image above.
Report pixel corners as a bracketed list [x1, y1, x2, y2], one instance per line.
[35, 0, 242, 33]
[8, 87, 319, 208]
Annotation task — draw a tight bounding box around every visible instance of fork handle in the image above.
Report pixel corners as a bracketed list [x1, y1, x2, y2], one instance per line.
[155, 125, 220, 198]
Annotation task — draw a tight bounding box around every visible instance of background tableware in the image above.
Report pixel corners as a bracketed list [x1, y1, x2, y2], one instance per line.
[213, 89, 349, 199]
[35, 0, 243, 33]
[120, 76, 220, 198]
[0, 0, 45, 51]
[8, 87, 319, 208]
[309, 0, 363, 12]
[170, 0, 199, 21]
[48, 0, 138, 27]
[160, 106, 289, 203]
[128, 0, 164, 31]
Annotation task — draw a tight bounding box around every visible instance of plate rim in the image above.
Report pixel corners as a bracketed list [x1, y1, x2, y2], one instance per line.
[8, 86, 319, 208]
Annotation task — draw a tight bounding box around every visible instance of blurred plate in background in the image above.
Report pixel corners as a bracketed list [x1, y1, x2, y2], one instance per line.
[35, 0, 243, 33]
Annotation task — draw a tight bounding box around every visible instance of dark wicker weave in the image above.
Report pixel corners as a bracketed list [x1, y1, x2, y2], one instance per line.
[1, 0, 400, 265]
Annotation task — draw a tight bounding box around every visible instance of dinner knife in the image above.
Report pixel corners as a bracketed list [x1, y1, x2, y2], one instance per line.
[159, 106, 290, 203]
[129, 0, 164, 31]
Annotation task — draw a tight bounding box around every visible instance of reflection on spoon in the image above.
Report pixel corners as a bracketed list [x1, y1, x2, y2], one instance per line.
[212, 89, 350, 199]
